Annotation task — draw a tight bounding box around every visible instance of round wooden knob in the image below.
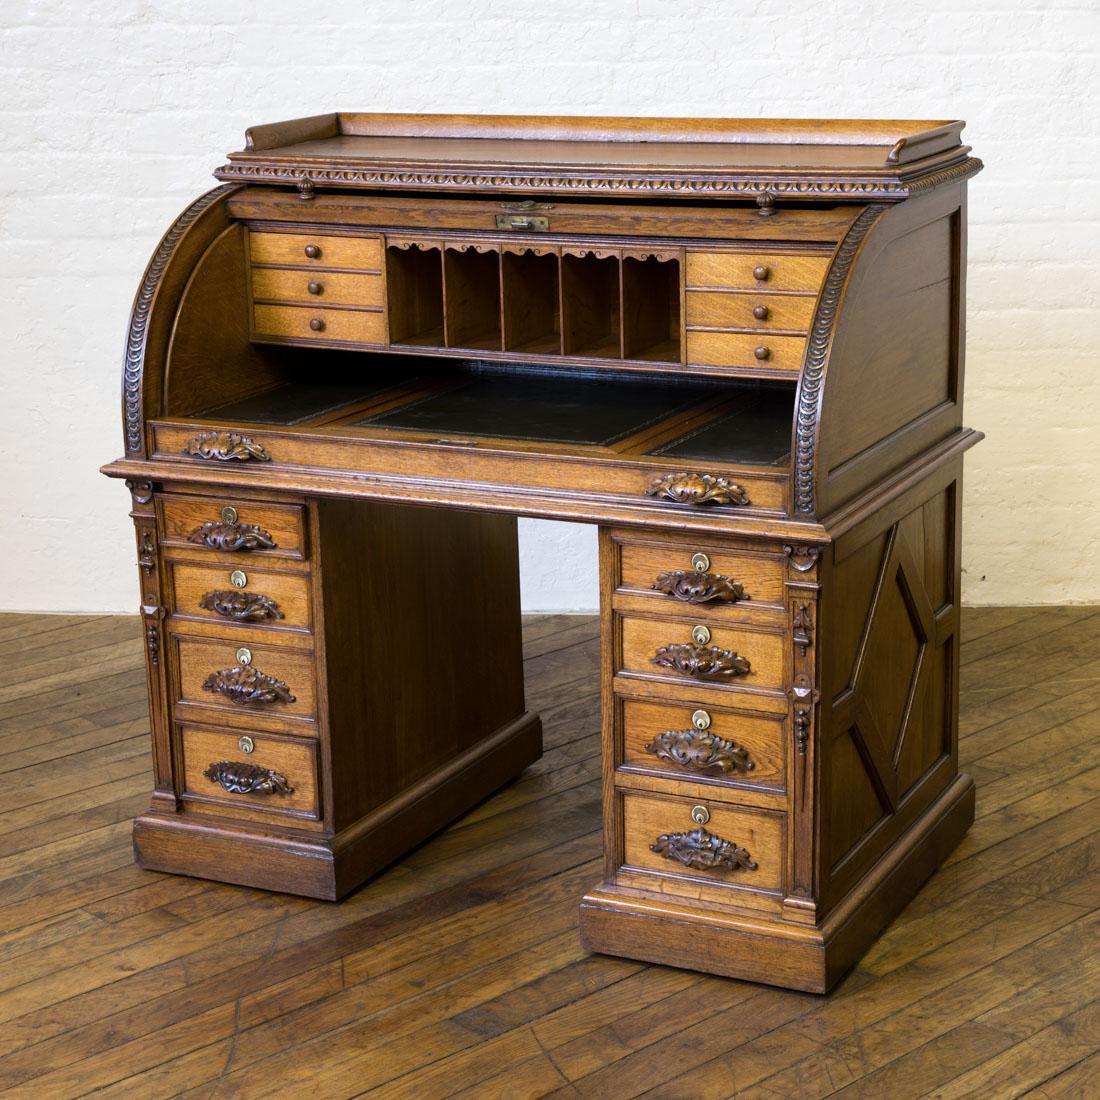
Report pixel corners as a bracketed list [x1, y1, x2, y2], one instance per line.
[753, 265, 770, 281]
[754, 345, 770, 361]
[304, 244, 321, 259]
[752, 304, 769, 320]
[309, 317, 325, 332]
[307, 281, 323, 295]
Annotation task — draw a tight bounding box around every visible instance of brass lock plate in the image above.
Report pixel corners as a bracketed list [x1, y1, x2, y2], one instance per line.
[691, 624, 712, 646]
[495, 213, 549, 231]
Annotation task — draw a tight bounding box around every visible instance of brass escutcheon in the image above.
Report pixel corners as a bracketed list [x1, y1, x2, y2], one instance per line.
[692, 709, 711, 730]
[236, 647, 252, 666]
[238, 735, 255, 754]
[691, 624, 712, 646]
[691, 552, 710, 572]
[230, 570, 247, 588]
[221, 505, 238, 524]
[691, 804, 710, 825]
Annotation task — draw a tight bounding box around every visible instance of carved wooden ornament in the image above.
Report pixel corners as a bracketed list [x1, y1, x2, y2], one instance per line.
[651, 643, 751, 680]
[645, 473, 749, 507]
[199, 590, 284, 622]
[652, 570, 746, 604]
[650, 827, 758, 872]
[644, 728, 754, 773]
[203, 760, 294, 795]
[188, 521, 277, 552]
[202, 665, 296, 706]
[182, 431, 271, 462]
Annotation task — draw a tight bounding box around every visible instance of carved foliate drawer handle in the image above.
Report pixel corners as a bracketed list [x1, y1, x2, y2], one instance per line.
[187, 521, 276, 552]
[645, 473, 749, 507]
[183, 431, 271, 462]
[203, 760, 294, 795]
[652, 570, 746, 604]
[202, 665, 296, 706]
[199, 590, 284, 622]
[651, 827, 758, 872]
[645, 728, 754, 773]
[651, 643, 751, 680]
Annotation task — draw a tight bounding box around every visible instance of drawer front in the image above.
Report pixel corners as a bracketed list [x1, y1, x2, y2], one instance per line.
[620, 698, 785, 789]
[619, 615, 785, 692]
[621, 791, 784, 902]
[160, 494, 306, 560]
[248, 231, 384, 271]
[685, 290, 817, 333]
[175, 636, 316, 724]
[618, 540, 787, 610]
[253, 303, 385, 345]
[181, 725, 319, 818]
[168, 560, 312, 632]
[251, 267, 384, 308]
[685, 250, 830, 292]
[686, 330, 807, 372]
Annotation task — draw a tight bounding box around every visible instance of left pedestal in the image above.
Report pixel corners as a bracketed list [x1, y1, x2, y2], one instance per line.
[126, 479, 542, 900]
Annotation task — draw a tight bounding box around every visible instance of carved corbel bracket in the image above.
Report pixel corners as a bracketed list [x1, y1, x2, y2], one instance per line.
[783, 545, 823, 574]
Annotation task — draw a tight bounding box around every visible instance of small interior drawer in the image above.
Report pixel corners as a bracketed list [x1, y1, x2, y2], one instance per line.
[168, 559, 313, 632]
[619, 697, 785, 790]
[174, 635, 317, 725]
[617, 537, 787, 610]
[181, 724, 319, 818]
[685, 250, 830, 292]
[685, 290, 817, 333]
[620, 790, 784, 902]
[251, 267, 383, 308]
[254, 303, 386, 345]
[686, 331, 807, 372]
[618, 614, 786, 692]
[248, 230, 384, 270]
[159, 493, 307, 560]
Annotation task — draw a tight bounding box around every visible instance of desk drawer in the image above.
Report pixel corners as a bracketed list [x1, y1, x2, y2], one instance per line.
[621, 791, 784, 907]
[254, 303, 385, 345]
[686, 249, 830, 292]
[686, 331, 807, 372]
[618, 539, 786, 612]
[619, 615, 785, 692]
[685, 290, 816, 333]
[160, 494, 307, 560]
[175, 635, 317, 726]
[181, 725, 319, 819]
[168, 560, 312, 632]
[620, 697, 785, 790]
[251, 267, 384, 308]
[248, 231, 383, 271]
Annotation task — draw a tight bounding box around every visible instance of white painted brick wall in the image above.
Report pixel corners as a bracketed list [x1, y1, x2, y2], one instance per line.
[1, 0, 1097, 612]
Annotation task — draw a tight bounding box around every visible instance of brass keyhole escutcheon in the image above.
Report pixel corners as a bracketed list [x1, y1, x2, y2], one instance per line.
[692, 624, 712, 646]
[236, 647, 252, 666]
[221, 505, 238, 524]
[692, 709, 711, 730]
[238, 735, 255, 754]
[691, 552, 710, 572]
[691, 805, 710, 825]
[230, 570, 247, 589]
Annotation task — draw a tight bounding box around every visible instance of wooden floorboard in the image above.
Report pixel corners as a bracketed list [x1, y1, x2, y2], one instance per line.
[0, 608, 1095, 1099]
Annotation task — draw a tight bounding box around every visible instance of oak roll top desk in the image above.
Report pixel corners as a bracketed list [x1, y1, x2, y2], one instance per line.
[102, 114, 983, 993]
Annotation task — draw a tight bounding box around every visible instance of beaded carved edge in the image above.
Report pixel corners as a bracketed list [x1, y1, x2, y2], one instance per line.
[123, 184, 237, 455]
[793, 203, 890, 515]
[212, 157, 983, 199]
